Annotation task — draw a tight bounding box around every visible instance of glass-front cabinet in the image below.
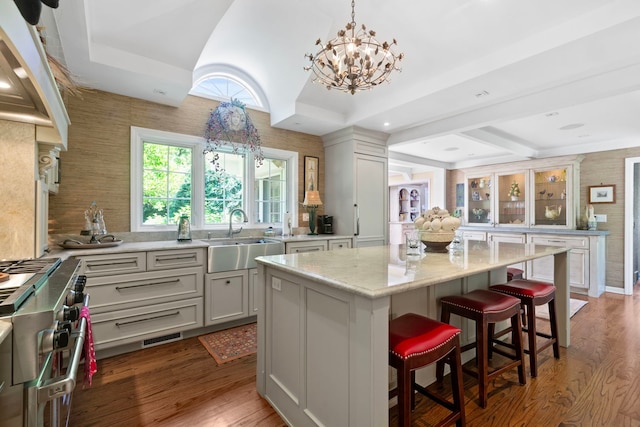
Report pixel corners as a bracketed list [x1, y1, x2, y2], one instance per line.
[495, 171, 527, 226]
[463, 156, 581, 229]
[466, 171, 528, 227]
[466, 174, 493, 225]
[531, 166, 571, 228]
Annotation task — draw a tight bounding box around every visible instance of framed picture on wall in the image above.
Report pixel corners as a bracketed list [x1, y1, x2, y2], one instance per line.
[304, 156, 319, 192]
[589, 184, 615, 204]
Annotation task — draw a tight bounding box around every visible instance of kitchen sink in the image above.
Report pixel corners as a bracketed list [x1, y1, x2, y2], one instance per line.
[204, 238, 284, 273]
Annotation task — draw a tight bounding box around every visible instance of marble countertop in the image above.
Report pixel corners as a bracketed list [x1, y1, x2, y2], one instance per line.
[48, 234, 354, 258]
[256, 242, 568, 299]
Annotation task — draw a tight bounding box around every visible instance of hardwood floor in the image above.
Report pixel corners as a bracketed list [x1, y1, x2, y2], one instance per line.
[71, 285, 640, 426]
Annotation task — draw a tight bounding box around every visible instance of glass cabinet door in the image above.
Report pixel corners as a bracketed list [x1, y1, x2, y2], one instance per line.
[532, 167, 568, 226]
[466, 175, 492, 225]
[495, 172, 527, 226]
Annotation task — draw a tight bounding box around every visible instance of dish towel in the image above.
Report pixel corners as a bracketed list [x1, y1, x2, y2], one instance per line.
[79, 306, 97, 387]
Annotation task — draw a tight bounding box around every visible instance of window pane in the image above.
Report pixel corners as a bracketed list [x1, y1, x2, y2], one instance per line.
[254, 157, 286, 224]
[142, 142, 192, 225]
[204, 151, 244, 224]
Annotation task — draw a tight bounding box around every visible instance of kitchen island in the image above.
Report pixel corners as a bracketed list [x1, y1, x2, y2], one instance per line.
[255, 241, 570, 427]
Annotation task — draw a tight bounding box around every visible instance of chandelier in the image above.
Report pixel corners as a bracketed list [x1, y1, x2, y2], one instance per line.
[304, 0, 403, 95]
[203, 99, 264, 170]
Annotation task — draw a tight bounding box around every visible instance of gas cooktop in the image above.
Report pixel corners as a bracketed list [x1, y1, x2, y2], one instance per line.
[0, 258, 62, 315]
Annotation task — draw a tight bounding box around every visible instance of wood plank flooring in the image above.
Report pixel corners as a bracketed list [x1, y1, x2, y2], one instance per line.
[70, 285, 640, 426]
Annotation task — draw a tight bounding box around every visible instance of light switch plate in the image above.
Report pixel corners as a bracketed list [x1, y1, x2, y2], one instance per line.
[302, 213, 309, 221]
[272, 278, 282, 291]
[594, 214, 607, 222]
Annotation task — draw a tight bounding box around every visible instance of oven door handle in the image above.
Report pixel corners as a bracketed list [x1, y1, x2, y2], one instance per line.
[37, 295, 90, 403]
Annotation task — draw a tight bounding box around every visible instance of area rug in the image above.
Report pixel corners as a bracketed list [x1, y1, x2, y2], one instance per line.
[198, 323, 257, 365]
[536, 298, 588, 320]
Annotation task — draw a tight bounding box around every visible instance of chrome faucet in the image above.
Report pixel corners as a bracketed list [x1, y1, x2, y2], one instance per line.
[228, 208, 248, 237]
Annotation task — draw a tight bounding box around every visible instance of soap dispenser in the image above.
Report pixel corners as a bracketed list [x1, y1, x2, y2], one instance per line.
[177, 215, 192, 241]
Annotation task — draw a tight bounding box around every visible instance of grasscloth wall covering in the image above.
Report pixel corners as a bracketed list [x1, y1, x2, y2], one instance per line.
[49, 90, 324, 234]
[447, 146, 640, 290]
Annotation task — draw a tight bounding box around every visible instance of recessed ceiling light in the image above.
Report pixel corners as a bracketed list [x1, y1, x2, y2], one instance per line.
[444, 147, 459, 152]
[559, 123, 584, 130]
[383, 122, 390, 127]
[475, 90, 490, 98]
[0, 80, 11, 89]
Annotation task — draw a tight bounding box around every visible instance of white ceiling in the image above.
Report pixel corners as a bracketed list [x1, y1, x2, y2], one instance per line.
[39, 0, 640, 174]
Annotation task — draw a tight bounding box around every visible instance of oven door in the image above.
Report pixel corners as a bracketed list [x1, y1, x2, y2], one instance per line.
[25, 297, 89, 427]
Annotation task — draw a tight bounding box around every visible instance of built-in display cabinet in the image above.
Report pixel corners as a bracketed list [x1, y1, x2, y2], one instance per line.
[464, 156, 581, 229]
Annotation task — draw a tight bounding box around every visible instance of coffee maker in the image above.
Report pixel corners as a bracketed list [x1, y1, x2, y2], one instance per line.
[317, 215, 333, 234]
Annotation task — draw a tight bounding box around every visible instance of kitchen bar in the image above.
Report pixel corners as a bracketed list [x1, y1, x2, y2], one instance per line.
[255, 241, 570, 427]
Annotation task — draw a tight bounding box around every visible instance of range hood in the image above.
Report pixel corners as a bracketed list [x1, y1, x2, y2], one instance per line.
[0, 1, 69, 148]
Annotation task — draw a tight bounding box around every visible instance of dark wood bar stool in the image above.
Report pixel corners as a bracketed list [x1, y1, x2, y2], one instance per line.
[490, 279, 560, 377]
[438, 289, 526, 408]
[389, 313, 465, 427]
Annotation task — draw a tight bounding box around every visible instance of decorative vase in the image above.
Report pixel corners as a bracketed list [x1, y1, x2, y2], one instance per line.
[510, 196, 519, 201]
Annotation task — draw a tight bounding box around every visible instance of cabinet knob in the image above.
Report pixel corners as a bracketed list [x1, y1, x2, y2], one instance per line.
[226, 280, 231, 284]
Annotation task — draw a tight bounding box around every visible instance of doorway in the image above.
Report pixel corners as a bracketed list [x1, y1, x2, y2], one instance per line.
[623, 156, 640, 295]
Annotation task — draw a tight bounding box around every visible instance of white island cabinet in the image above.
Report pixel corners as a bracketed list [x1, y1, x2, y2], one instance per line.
[255, 243, 570, 427]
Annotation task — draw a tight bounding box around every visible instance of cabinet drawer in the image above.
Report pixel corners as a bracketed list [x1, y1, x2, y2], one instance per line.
[460, 231, 486, 241]
[87, 267, 203, 312]
[328, 239, 352, 250]
[79, 252, 146, 276]
[286, 241, 328, 253]
[92, 298, 203, 350]
[147, 248, 205, 271]
[527, 234, 588, 249]
[488, 232, 526, 243]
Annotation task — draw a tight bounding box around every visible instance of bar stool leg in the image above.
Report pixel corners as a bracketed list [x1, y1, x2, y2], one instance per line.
[397, 364, 411, 427]
[477, 316, 490, 408]
[548, 299, 561, 359]
[524, 299, 539, 377]
[512, 310, 527, 385]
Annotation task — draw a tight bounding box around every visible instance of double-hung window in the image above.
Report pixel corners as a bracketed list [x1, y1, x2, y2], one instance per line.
[131, 126, 297, 231]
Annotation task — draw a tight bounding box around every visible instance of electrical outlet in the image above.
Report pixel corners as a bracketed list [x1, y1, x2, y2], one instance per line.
[272, 278, 282, 291]
[594, 214, 607, 222]
[302, 213, 309, 221]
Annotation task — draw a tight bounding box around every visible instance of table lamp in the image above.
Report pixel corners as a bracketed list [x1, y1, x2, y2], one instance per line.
[302, 190, 323, 235]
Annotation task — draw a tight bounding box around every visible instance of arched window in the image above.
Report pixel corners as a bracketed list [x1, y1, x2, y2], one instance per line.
[190, 67, 267, 111]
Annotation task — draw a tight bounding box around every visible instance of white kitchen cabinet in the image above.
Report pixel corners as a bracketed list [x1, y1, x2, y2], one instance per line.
[328, 238, 352, 250]
[286, 240, 328, 253]
[249, 268, 259, 315]
[463, 155, 582, 230]
[323, 127, 388, 247]
[285, 237, 354, 253]
[205, 270, 249, 325]
[527, 233, 606, 297]
[76, 247, 206, 350]
[488, 232, 526, 274]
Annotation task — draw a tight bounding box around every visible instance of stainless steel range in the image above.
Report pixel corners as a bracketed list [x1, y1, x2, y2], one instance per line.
[0, 258, 88, 427]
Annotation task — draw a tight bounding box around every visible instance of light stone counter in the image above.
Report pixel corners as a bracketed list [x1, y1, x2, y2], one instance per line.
[255, 242, 570, 427]
[256, 241, 567, 299]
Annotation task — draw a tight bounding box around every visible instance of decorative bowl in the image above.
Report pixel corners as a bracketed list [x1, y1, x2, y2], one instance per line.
[420, 231, 454, 253]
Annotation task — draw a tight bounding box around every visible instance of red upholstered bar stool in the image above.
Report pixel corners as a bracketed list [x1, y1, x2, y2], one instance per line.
[389, 313, 465, 427]
[438, 290, 526, 408]
[489, 279, 560, 377]
[506, 267, 524, 282]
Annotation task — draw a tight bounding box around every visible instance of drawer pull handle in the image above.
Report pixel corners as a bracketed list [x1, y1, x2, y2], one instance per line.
[88, 260, 139, 269]
[296, 247, 321, 253]
[155, 255, 197, 262]
[115, 279, 180, 291]
[116, 311, 180, 327]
